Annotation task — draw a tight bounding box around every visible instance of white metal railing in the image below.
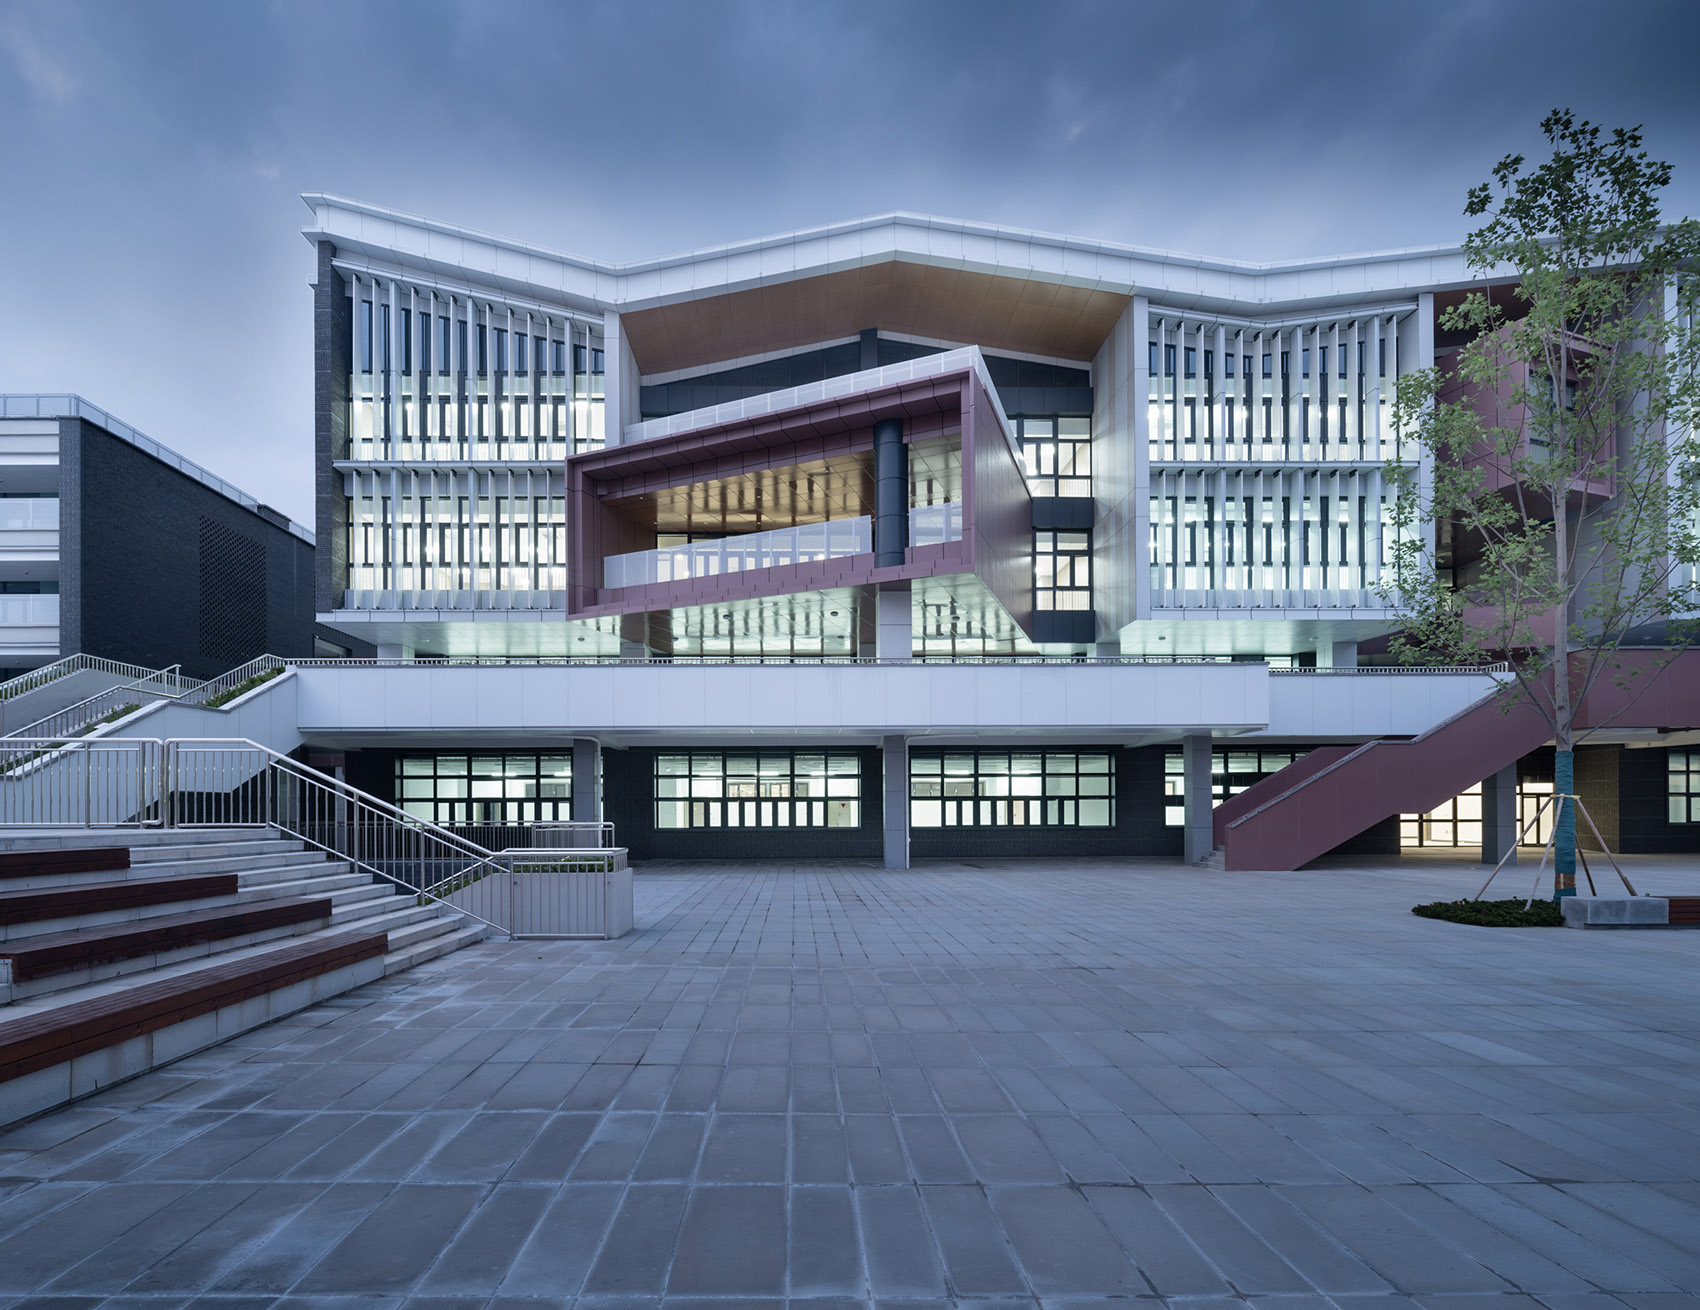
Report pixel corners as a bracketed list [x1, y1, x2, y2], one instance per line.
[908, 502, 962, 547]
[604, 516, 872, 589]
[0, 654, 179, 703]
[0, 499, 59, 530]
[5, 666, 193, 743]
[182, 655, 287, 707]
[0, 735, 629, 940]
[433, 847, 633, 940]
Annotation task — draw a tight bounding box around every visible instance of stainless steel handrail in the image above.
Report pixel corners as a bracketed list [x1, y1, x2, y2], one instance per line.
[0, 654, 187, 702]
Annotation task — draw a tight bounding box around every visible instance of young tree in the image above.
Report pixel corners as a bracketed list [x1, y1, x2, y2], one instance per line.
[1386, 110, 1700, 894]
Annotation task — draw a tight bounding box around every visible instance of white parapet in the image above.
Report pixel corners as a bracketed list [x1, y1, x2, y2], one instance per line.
[291, 659, 1271, 740]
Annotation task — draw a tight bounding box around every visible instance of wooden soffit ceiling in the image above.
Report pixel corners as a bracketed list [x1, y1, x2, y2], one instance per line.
[622, 259, 1132, 374]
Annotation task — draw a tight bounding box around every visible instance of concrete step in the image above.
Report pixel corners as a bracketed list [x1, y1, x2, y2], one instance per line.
[0, 828, 276, 853]
[0, 848, 332, 891]
[0, 926, 389, 1129]
[383, 921, 491, 976]
[0, 907, 335, 1005]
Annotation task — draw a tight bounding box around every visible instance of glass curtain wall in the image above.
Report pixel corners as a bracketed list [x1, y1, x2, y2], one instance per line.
[346, 273, 605, 461]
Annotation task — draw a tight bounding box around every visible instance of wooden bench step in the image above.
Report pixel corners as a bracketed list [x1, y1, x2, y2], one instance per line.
[0, 847, 130, 880]
[1667, 896, 1700, 925]
[0, 875, 239, 928]
[0, 897, 334, 983]
[0, 930, 388, 1084]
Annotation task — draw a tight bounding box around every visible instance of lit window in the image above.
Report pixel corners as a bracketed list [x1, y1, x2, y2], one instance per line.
[395, 753, 572, 827]
[1164, 748, 1306, 826]
[1669, 750, 1700, 824]
[1035, 530, 1092, 611]
[1017, 417, 1091, 497]
[911, 751, 1113, 828]
[654, 753, 861, 829]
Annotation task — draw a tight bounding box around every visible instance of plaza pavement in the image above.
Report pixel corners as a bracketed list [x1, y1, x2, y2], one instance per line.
[1, 854, 1699, 1308]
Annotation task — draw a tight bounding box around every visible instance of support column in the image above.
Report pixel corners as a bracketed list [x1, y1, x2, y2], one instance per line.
[874, 417, 907, 567]
[883, 734, 909, 870]
[1480, 764, 1517, 867]
[1182, 732, 1213, 864]
[876, 582, 911, 661]
[374, 643, 407, 661]
[571, 739, 602, 826]
[1319, 639, 1359, 668]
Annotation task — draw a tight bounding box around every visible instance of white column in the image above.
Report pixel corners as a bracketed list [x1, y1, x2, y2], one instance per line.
[1132, 297, 1152, 619]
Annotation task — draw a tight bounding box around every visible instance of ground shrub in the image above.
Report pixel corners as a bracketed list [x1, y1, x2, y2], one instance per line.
[1412, 898, 1564, 927]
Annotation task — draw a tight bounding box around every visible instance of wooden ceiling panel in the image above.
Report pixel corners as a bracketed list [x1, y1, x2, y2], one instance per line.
[622, 260, 1130, 373]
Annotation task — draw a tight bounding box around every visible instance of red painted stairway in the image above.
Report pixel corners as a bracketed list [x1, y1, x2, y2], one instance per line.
[1216, 651, 1700, 872]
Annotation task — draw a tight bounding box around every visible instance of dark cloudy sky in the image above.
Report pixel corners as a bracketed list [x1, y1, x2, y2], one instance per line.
[3, 0, 1698, 525]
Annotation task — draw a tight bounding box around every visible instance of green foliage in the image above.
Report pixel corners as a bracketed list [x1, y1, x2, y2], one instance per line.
[1382, 111, 1700, 735]
[204, 665, 284, 708]
[1412, 898, 1565, 927]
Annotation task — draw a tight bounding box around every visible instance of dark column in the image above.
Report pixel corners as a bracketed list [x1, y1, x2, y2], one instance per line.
[874, 417, 907, 567]
[313, 240, 351, 615]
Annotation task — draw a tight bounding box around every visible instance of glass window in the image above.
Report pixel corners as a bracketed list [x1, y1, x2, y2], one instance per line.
[552, 340, 567, 374]
[1184, 347, 1197, 378]
[380, 304, 392, 372]
[654, 752, 861, 829]
[1223, 352, 1234, 379]
[438, 316, 451, 375]
[911, 750, 1113, 827]
[358, 301, 373, 373]
[1016, 416, 1091, 497]
[514, 333, 528, 375]
[1164, 748, 1307, 825]
[1035, 530, 1092, 611]
[394, 753, 572, 826]
[1669, 749, 1700, 824]
[534, 336, 549, 376]
[401, 309, 412, 373]
[1148, 342, 1159, 374]
[494, 329, 508, 374]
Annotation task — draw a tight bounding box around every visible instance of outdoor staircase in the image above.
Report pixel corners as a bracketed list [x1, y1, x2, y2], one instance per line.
[0, 827, 491, 1128]
[0, 654, 283, 745]
[1213, 650, 1700, 872]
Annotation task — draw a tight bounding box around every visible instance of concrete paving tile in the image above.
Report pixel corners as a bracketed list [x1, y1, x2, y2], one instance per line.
[293, 1183, 482, 1295]
[669, 1184, 786, 1295]
[416, 1111, 548, 1182]
[1145, 1184, 1315, 1294]
[788, 1184, 864, 1298]
[581, 1184, 689, 1296]
[1208, 1186, 1392, 1295]
[118, 1182, 325, 1294]
[918, 1183, 1027, 1296]
[413, 1184, 552, 1295]
[0, 1183, 194, 1293]
[498, 1182, 622, 1297]
[792, 1114, 851, 1183]
[953, 1116, 1068, 1184]
[205, 1183, 392, 1295]
[699, 1113, 787, 1182]
[1273, 1184, 1515, 1294]
[857, 1185, 948, 1297]
[846, 1114, 910, 1183]
[988, 1185, 1145, 1296]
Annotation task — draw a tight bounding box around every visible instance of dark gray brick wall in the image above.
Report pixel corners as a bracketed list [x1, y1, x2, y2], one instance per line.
[64, 418, 316, 679]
